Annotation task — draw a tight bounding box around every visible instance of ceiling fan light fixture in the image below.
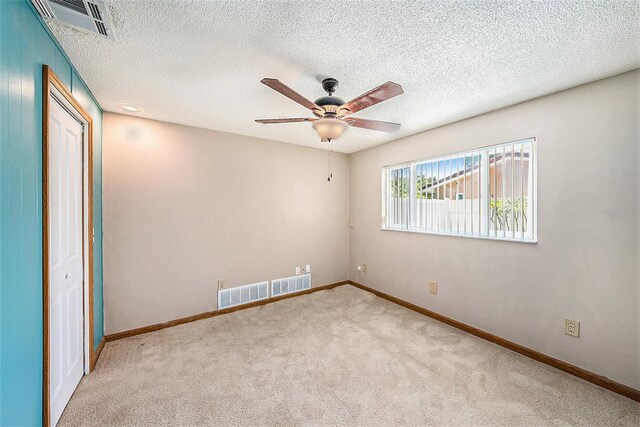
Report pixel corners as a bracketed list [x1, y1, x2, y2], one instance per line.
[256, 77, 404, 143]
[312, 118, 348, 141]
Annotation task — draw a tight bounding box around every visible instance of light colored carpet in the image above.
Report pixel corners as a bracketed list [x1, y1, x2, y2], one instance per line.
[60, 285, 640, 426]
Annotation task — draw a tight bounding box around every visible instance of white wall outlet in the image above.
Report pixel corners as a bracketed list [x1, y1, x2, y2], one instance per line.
[295, 266, 301, 275]
[429, 280, 437, 294]
[356, 265, 362, 271]
[305, 264, 311, 273]
[217, 280, 226, 290]
[565, 319, 580, 337]
[362, 263, 368, 273]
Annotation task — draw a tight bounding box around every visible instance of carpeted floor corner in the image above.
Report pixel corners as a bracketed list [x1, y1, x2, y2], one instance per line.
[60, 285, 640, 426]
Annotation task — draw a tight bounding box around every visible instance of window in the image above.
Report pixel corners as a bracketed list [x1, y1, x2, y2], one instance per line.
[382, 138, 536, 242]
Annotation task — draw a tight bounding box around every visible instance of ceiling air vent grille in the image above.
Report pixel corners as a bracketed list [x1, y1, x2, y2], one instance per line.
[95, 20, 107, 37]
[50, 0, 87, 15]
[87, 2, 102, 20]
[31, 0, 54, 18]
[218, 281, 269, 310]
[271, 274, 311, 297]
[30, 0, 116, 40]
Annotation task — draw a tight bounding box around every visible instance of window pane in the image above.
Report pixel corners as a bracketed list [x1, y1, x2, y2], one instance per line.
[464, 154, 472, 233]
[520, 144, 533, 238]
[489, 148, 498, 236]
[454, 155, 465, 233]
[387, 166, 410, 229]
[426, 162, 434, 229]
[415, 163, 427, 229]
[382, 138, 535, 242]
[491, 147, 507, 236]
[473, 152, 481, 235]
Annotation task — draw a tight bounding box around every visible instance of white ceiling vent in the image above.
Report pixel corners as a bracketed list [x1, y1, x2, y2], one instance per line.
[31, 0, 115, 40]
[271, 274, 311, 297]
[218, 281, 269, 310]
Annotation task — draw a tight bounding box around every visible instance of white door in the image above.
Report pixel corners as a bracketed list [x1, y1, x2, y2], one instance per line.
[49, 96, 85, 426]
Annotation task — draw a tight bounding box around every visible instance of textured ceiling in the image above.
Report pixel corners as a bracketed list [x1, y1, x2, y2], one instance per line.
[47, 0, 639, 153]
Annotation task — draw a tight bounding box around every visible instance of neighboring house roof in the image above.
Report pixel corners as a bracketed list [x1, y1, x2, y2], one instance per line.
[421, 151, 530, 191]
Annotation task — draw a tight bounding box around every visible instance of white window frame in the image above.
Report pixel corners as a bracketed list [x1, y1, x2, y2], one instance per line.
[381, 137, 537, 243]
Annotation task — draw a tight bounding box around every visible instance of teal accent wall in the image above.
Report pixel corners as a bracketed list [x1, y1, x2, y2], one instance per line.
[0, 1, 104, 425]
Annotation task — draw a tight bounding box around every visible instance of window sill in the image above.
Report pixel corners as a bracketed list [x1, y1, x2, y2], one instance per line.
[380, 227, 538, 244]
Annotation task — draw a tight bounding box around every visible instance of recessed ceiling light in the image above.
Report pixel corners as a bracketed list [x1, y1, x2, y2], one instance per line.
[119, 103, 139, 112]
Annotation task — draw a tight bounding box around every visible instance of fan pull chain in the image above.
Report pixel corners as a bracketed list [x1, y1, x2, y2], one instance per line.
[327, 139, 333, 182]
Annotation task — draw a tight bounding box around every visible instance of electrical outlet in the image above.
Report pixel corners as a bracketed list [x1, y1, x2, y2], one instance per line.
[565, 319, 580, 337]
[217, 280, 226, 290]
[362, 264, 368, 273]
[356, 265, 362, 271]
[305, 264, 311, 273]
[429, 280, 437, 294]
[295, 266, 301, 275]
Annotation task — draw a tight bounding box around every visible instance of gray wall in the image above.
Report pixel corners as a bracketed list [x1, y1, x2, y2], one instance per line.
[103, 113, 349, 334]
[103, 70, 639, 389]
[349, 70, 640, 389]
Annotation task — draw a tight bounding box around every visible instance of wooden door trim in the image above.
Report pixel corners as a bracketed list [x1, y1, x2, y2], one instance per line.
[42, 65, 95, 427]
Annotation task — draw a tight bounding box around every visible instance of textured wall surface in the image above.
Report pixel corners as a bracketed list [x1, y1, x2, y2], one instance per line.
[0, 1, 104, 424]
[349, 70, 640, 389]
[102, 113, 349, 334]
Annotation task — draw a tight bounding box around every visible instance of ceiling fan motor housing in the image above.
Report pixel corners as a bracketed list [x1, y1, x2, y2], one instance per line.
[314, 95, 345, 113]
[315, 78, 345, 115]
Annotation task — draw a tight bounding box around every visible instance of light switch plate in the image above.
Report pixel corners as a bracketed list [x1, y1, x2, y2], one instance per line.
[305, 264, 311, 273]
[429, 280, 437, 294]
[362, 264, 368, 273]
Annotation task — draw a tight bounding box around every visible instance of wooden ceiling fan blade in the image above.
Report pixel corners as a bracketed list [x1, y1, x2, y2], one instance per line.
[339, 81, 404, 116]
[344, 117, 401, 132]
[261, 78, 323, 113]
[255, 118, 317, 124]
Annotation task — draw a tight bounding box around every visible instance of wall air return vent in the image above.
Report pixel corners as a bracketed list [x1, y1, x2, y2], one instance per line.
[271, 274, 311, 297]
[218, 281, 269, 310]
[30, 0, 116, 40]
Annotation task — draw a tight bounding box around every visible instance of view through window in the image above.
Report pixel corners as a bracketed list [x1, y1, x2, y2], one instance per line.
[383, 138, 536, 242]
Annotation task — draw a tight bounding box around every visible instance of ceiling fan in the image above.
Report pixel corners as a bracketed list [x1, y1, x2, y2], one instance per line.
[255, 77, 404, 143]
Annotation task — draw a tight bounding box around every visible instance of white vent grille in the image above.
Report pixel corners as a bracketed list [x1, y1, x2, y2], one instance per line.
[87, 2, 102, 20]
[271, 274, 311, 297]
[30, 0, 116, 40]
[31, 0, 54, 18]
[218, 281, 268, 310]
[51, 0, 87, 15]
